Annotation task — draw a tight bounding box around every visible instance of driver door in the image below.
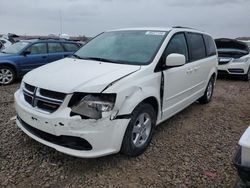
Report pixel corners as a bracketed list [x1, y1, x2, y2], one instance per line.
[161, 33, 196, 120]
[19, 42, 48, 73]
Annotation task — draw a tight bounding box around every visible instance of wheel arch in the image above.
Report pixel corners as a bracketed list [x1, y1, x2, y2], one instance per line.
[0, 62, 18, 76]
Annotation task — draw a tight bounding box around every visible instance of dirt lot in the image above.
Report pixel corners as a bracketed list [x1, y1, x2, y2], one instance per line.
[0, 79, 249, 187]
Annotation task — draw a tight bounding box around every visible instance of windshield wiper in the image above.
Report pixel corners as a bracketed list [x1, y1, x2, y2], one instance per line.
[81, 57, 121, 64]
[71, 54, 84, 59]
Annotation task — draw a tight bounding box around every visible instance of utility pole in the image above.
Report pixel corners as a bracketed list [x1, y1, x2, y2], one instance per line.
[59, 10, 62, 35]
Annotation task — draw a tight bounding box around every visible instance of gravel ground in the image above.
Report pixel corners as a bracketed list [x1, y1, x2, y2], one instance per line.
[0, 79, 249, 187]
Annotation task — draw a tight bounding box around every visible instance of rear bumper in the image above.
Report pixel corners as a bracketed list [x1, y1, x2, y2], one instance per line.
[15, 90, 130, 158]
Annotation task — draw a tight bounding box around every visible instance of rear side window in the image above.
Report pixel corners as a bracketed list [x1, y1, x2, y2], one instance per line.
[48, 43, 64, 53]
[186, 33, 206, 61]
[163, 33, 189, 62]
[62, 43, 79, 52]
[203, 35, 217, 56]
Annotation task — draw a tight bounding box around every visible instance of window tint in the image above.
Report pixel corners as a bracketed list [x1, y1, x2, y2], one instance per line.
[27, 43, 47, 54]
[164, 33, 188, 62]
[186, 33, 206, 61]
[62, 43, 79, 52]
[203, 35, 217, 56]
[48, 43, 64, 53]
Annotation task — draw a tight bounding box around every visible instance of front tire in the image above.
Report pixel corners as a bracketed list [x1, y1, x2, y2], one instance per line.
[121, 103, 156, 157]
[0, 66, 16, 85]
[242, 66, 250, 81]
[199, 76, 215, 104]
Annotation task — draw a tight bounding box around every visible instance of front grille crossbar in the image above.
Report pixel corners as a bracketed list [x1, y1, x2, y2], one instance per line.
[23, 83, 66, 113]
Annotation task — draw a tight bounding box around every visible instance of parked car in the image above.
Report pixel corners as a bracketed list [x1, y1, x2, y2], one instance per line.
[240, 40, 250, 49]
[0, 33, 19, 50]
[234, 126, 250, 185]
[0, 38, 13, 50]
[0, 39, 81, 85]
[14, 27, 218, 158]
[215, 38, 250, 81]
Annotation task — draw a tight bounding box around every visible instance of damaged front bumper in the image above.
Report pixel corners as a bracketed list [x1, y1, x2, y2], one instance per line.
[14, 90, 130, 158]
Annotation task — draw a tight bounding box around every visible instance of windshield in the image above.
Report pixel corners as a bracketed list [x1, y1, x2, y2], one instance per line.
[74, 30, 168, 65]
[244, 41, 250, 48]
[2, 41, 30, 54]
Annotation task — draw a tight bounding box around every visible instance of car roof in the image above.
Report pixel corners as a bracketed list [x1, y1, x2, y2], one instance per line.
[20, 39, 77, 43]
[107, 26, 209, 35]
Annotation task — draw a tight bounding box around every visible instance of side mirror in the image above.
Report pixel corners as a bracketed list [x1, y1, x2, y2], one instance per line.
[165, 53, 185, 67]
[22, 51, 31, 56]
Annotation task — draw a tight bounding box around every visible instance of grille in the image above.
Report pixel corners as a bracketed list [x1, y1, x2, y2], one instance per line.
[23, 83, 66, 113]
[218, 61, 230, 65]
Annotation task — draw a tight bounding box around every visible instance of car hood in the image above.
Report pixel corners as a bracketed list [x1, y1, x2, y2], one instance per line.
[0, 52, 15, 58]
[23, 58, 141, 93]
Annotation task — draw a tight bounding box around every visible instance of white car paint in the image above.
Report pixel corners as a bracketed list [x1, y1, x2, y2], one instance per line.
[14, 27, 218, 158]
[0, 38, 12, 50]
[218, 56, 250, 75]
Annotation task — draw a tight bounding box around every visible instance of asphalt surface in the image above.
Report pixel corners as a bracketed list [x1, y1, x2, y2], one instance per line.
[0, 78, 249, 187]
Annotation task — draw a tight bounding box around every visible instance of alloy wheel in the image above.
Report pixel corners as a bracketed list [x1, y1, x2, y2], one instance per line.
[132, 113, 152, 147]
[0, 68, 14, 85]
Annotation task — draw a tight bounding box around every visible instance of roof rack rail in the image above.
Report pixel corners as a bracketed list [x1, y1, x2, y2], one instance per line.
[38, 37, 64, 40]
[172, 26, 197, 30]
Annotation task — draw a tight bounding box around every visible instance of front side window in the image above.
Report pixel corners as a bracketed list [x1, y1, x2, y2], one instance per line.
[74, 30, 168, 65]
[26, 43, 47, 54]
[48, 43, 64, 53]
[163, 33, 189, 62]
[2, 41, 30, 54]
[186, 33, 206, 61]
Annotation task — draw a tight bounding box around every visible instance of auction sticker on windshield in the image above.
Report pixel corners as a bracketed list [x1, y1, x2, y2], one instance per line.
[145, 31, 166, 36]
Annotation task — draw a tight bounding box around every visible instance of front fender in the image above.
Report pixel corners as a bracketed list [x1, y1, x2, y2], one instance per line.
[0, 61, 19, 74]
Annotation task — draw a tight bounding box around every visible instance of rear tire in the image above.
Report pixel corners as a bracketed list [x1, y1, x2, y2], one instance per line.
[199, 76, 215, 104]
[242, 66, 250, 81]
[0, 65, 16, 85]
[121, 103, 156, 157]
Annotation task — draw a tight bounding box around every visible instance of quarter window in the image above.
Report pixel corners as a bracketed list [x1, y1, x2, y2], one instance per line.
[163, 33, 189, 62]
[26, 43, 47, 54]
[203, 35, 217, 56]
[48, 43, 64, 53]
[186, 33, 206, 61]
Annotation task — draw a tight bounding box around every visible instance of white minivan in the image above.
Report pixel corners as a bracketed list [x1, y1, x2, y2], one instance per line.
[15, 27, 218, 158]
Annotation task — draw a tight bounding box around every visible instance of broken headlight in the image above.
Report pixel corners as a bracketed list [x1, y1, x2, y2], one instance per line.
[231, 57, 249, 63]
[70, 94, 116, 119]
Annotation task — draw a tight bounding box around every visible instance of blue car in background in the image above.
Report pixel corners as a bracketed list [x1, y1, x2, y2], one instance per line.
[0, 39, 81, 85]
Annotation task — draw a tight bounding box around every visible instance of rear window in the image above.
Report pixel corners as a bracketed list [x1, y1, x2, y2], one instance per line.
[186, 33, 206, 61]
[62, 43, 79, 52]
[203, 35, 217, 56]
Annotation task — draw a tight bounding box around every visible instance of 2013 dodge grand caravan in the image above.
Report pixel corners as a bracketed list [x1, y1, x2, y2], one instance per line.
[15, 27, 218, 158]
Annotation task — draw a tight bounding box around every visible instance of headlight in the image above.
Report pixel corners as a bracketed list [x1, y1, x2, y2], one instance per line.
[231, 57, 249, 63]
[70, 93, 116, 120]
